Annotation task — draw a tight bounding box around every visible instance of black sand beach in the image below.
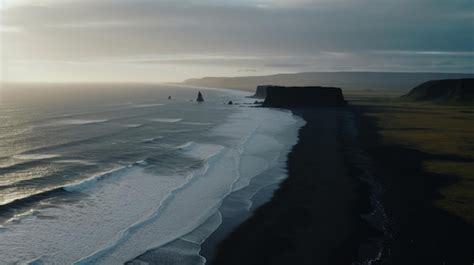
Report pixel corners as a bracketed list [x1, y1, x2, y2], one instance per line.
[210, 105, 474, 265]
[210, 107, 378, 265]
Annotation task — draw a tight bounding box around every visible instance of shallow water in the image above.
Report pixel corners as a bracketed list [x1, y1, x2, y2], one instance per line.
[0, 83, 303, 264]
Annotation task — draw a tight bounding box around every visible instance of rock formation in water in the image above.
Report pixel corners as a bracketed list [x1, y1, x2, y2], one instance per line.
[262, 86, 347, 107]
[402, 79, 474, 104]
[197, 91, 205, 102]
[247, 86, 268, 99]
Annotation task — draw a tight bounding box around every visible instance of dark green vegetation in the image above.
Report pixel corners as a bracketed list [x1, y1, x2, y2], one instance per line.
[352, 95, 474, 264]
[355, 97, 474, 224]
[402, 78, 474, 104]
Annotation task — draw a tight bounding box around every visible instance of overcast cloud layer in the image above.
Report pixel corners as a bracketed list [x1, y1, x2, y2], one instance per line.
[1, 0, 473, 82]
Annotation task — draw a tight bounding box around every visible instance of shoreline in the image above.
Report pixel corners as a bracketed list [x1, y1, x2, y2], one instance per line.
[127, 105, 304, 265]
[209, 106, 378, 265]
[209, 102, 474, 264]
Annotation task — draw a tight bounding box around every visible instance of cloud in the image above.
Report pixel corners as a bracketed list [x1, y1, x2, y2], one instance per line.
[1, 0, 472, 82]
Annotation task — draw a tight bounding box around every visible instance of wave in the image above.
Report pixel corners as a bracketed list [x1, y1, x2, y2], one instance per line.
[25, 256, 46, 265]
[54, 119, 109, 125]
[0, 111, 99, 131]
[160, 129, 193, 134]
[53, 160, 96, 166]
[0, 127, 33, 141]
[72, 144, 225, 264]
[0, 162, 146, 214]
[123, 124, 143, 128]
[131, 103, 165, 108]
[181, 122, 213, 126]
[93, 108, 301, 264]
[150, 118, 183, 123]
[177, 142, 226, 161]
[0, 99, 303, 264]
[142, 136, 164, 144]
[63, 162, 146, 192]
[0, 187, 66, 216]
[13, 154, 61, 160]
[4, 125, 140, 161]
[0, 159, 50, 174]
[125, 108, 304, 264]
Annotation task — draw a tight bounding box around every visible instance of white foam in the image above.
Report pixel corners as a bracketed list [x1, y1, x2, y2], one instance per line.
[178, 142, 226, 160]
[13, 154, 61, 160]
[55, 119, 108, 125]
[0, 166, 183, 264]
[54, 160, 96, 165]
[63, 166, 129, 192]
[5, 209, 38, 225]
[123, 124, 143, 128]
[150, 118, 183, 123]
[80, 108, 303, 264]
[142, 136, 164, 143]
[132, 104, 164, 108]
[181, 122, 213, 126]
[175, 141, 195, 149]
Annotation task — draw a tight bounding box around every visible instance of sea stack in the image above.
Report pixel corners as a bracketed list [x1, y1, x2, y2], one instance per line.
[196, 91, 205, 102]
[262, 86, 347, 107]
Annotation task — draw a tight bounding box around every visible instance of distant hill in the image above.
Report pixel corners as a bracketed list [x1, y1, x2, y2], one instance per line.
[183, 72, 474, 92]
[402, 79, 474, 104]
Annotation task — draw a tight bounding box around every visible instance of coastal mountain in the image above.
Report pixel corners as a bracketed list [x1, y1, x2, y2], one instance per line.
[183, 72, 474, 92]
[262, 86, 346, 107]
[402, 79, 474, 104]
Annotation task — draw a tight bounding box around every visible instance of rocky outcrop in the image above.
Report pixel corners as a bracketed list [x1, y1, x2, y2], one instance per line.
[402, 79, 474, 104]
[247, 86, 268, 99]
[262, 86, 347, 107]
[197, 91, 205, 102]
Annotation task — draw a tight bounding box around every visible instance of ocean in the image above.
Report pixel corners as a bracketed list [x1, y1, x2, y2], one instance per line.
[0, 83, 303, 264]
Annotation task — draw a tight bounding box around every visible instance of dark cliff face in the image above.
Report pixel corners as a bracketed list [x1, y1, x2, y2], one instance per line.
[247, 86, 267, 99]
[262, 86, 347, 107]
[402, 79, 474, 104]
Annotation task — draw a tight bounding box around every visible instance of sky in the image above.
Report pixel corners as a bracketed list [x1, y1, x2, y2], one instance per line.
[0, 0, 473, 82]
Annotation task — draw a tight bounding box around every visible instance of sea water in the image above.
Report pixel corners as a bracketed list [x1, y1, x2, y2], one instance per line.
[0, 83, 303, 264]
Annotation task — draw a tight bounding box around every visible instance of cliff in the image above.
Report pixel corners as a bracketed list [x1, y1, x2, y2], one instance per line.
[402, 79, 474, 104]
[262, 86, 347, 107]
[247, 86, 268, 98]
